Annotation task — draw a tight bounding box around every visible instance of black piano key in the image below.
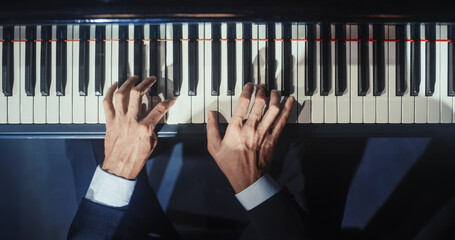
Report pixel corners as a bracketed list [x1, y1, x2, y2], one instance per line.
[358, 24, 369, 96]
[25, 27, 34, 96]
[211, 23, 221, 96]
[173, 23, 181, 96]
[95, 26, 105, 96]
[373, 24, 385, 96]
[188, 24, 198, 96]
[449, 24, 455, 96]
[243, 23, 252, 85]
[306, 24, 316, 96]
[44, 26, 53, 96]
[40, 26, 51, 96]
[149, 25, 158, 95]
[282, 23, 292, 96]
[426, 23, 436, 96]
[56, 25, 66, 96]
[31, 27, 38, 96]
[411, 24, 421, 96]
[227, 23, 236, 96]
[134, 25, 143, 81]
[2, 26, 14, 96]
[266, 23, 276, 94]
[321, 23, 331, 96]
[396, 25, 407, 96]
[79, 25, 89, 96]
[118, 25, 128, 88]
[336, 24, 347, 96]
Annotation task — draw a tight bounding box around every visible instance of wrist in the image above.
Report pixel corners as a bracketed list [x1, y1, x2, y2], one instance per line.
[102, 158, 142, 180]
[229, 173, 263, 194]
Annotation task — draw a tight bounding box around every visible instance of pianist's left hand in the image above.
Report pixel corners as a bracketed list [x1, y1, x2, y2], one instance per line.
[101, 76, 175, 180]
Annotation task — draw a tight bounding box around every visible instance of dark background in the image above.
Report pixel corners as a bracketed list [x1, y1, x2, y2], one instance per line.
[1, 137, 454, 239]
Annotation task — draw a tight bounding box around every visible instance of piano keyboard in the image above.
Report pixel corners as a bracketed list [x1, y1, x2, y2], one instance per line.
[1, 22, 455, 125]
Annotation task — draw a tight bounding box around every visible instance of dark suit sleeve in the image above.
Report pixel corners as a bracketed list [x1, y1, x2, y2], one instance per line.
[245, 188, 314, 240]
[67, 198, 127, 240]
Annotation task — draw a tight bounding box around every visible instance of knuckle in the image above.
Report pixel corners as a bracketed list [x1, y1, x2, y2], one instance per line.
[255, 97, 266, 105]
[130, 88, 141, 96]
[240, 95, 250, 102]
[115, 91, 126, 100]
[155, 102, 167, 113]
[269, 105, 280, 113]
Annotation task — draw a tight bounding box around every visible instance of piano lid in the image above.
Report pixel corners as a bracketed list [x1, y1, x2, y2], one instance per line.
[1, 0, 455, 24]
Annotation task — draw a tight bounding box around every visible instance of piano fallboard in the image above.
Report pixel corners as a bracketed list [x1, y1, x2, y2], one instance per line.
[0, 124, 454, 139]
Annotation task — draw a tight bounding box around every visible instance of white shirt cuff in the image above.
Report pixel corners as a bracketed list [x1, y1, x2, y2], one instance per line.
[85, 166, 136, 208]
[235, 174, 281, 211]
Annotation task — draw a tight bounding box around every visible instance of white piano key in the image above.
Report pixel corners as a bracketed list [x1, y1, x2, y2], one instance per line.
[33, 26, 46, 123]
[152, 24, 167, 123]
[376, 25, 389, 123]
[275, 23, 283, 92]
[428, 25, 441, 123]
[325, 24, 337, 123]
[86, 25, 98, 123]
[47, 25, 60, 124]
[0, 26, 7, 123]
[415, 24, 427, 123]
[99, 24, 112, 124]
[297, 24, 311, 123]
[231, 23, 243, 117]
[111, 24, 119, 96]
[337, 24, 350, 123]
[287, 23, 298, 123]
[402, 25, 415, 123]
[350, 25, 362, 123]
[191, 23, 205, 123]
[128, 24, 134, 78]
[72, 25, 85, 123]
[8, 26, 21, 123]
[218, 23, 231, 123]
[258, 24, 267, 84]
[364, 24, 376, 123]
[20, 26, 33, 123]
[311, 24, 324, 123]
[141, 24, 152, 113]
[205, 23, 217, 122]
[439, 24, 452, 123]
[251, 23, 259, 84]
[388, 25, 401, 123]
[60, 25, 73, 123]
[168, 23, 191, 124]
[166, 23, 173, 100]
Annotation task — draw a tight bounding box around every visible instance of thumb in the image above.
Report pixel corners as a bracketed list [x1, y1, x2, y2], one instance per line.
[206, 111, 221, 156]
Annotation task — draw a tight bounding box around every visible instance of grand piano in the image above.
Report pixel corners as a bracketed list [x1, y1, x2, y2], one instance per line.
[1, 0, 455, 138]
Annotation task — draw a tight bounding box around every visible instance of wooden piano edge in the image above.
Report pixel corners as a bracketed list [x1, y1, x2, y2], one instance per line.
[0, 124, 454, 139]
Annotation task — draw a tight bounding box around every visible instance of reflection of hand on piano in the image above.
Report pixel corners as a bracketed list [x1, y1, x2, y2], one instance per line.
[207, 82, 294, 193]
[101, 75, 175, 180]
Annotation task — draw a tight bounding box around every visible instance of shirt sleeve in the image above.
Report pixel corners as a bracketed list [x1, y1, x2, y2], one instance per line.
[235, 174, 281, 211]
[85, 165, 136, 208]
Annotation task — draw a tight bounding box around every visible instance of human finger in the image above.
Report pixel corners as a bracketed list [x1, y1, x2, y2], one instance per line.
[103, 82, 118, 123]
[257, 89, 281, 137]
[231, 82, 254, 120]
[128, 77, 155, 117]
[114, 75, 139, 114]
[206, 110, 222, 156]
[143, 98, 176, 128]
[246, 83, 266, 124]
[271, 96, 294, 139]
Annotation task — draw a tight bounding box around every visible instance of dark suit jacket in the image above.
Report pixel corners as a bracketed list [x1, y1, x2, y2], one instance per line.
[68, 186, 313, 240]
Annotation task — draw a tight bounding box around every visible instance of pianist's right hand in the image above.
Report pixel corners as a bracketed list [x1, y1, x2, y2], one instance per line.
[206, 83, 294, 194]
[101, 75, 175, 180]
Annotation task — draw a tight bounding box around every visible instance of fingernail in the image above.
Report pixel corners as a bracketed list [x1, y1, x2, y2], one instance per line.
[289, 96, 295, 102]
